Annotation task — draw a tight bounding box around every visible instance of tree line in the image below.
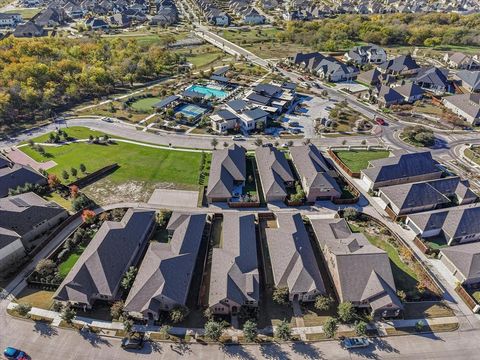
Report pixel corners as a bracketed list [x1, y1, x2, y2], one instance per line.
[0, 37, 183, 128]
[277, 13, 480, 51]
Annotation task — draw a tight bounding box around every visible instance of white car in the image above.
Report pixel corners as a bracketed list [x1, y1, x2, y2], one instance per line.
[342, 337, 370, 349]
[101, 117, 113, 123]
[231, 135, 245, 141]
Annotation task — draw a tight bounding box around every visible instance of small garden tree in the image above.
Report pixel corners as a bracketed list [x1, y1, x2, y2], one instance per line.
[274, 319, 292, 341]
[71, 167, 78, 178]
[47, 174, 60, 189]
[272, 287, 289, 305]
[70, 185, 80, 199]
[355, 321, 368, 336]
[16, 303, 32, 316]
[204, 319, 224, 342]
[211, 138, 218, 149]
[72, 194, 93, 212]
[62, 170, 69, 180]
[35, 259, 56, 277]
[343, 207, 358, 221]
[323, 317, 338, 338]
[121, 266, 138, 290]
[338, 301, 356, 323]
[79, 163, 87, 174]
[81, 209, 96, 224]
[314, 295, 334, 311]
[110, 300, 125, 320]
[243, 320, 258, 342]
[61, 305, 76, 324]
[254, 138, 263, 147]
[169, 306, 187, 323]
[123, 318, 134, 333]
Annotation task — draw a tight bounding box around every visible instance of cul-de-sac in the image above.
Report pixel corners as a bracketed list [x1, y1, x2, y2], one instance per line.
[1, 1, 480, 359]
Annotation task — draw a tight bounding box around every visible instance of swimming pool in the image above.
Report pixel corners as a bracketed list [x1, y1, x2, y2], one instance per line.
[174, 103, 207, 120]
[186, 84, 228, 99]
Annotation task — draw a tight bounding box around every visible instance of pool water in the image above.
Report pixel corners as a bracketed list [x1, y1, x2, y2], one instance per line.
[187, 85, 228, 98]
[175, 103, 207, 119]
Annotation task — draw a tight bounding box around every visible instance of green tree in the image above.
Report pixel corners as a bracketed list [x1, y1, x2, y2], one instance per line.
[72, 194, 93, 212]
[314, 295, 334, 311]
[15, 303, 32, 316]
[62, 170, 69, 180]
[79, 163, 87, 174]
[169, 306, 187, 323]
[35, 259, 56, 277]
[211, 138, 218, 149]
[71, 167, 78, 177]
[123, 318, 134, 333]
[243, 320, 258, 342]
[61, 305, 76, 324]
[254, 138, 263, 147]
[355, 321, 368, 336]
[323, 317, 338, 338]
[274, 319, 292, 341]
[338, 301, 356, 323]
[204, 319, 224, 341]
[272, 287, 289, 305]
[343, 207, 358, 221]
[110, 300, 125, 320]
[121, 267, 138, 290]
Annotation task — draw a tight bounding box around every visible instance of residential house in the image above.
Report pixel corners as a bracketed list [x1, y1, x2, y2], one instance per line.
[344, 44, 387, 65]
[376, 85, 405, 107]
[85, 17, 109, 30]
[150, 4, 178, 26]
[208, 213, 259, 315]
[206, 144, 246, 203]
[0, 192, 67, 271]
[255, 146, 294, 202]
[360, 151, 443, 191]
[442, 93, 480, 125]
[0, 13, 22, 27]
[311, 218, 403, 318]
[265, 213, 326, 302]
[109, 13, 132, 27]
[454, 71, 480, 93]
[444, 52, 480, 70]
[124, 213, 206, 320]
[440, 242, 480, 286]
[33, 7, 68, 27]
[291, 52, 359, 82]
[406, 203, 480, 245]
[413, 67, 451, 94]
[241, 8, 265, 24]
[357, 68, 382, 86]
[378, 55, 420, 76]
[13, 21, 45, 37]
[290, 144, 341, 202]
[394, 82, 425, 103]
[54, 209, 155, 309]
[378, 176, 477, 218]
[0, 156, 46, 198]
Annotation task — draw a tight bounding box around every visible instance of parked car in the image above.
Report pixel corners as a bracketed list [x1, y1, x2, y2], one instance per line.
[231, 135, 245, 141]
[375, 117, 386, 126]
[3, 347, 28, 360]
[342, 337, 370, 349]
[101, 117, 113, 123]
[289, 121, 299, 127]
[121, 333, 145, 350]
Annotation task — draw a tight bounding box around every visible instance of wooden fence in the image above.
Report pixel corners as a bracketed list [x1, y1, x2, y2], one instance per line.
[455, 285, 478, 312]
[327, 149, 361, 178]
[68, 163, 119, 189]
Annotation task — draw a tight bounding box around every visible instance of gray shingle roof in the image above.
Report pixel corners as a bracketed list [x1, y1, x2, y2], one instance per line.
[207, 145, 246, 200]
[408, 203, 480, 239]
[441, 242, 480, 281]
[379, 177, 476, 214]
[54, 209, 155, 306]
[362, 152, 441, 184]
[0, 163, 46, 198]
[379, 55, 419, 73]
[154, 95, 180, 109]
[395, 82, 425, 98]
[290, 144, 341, 195]
[456, 70, 480, 91]
[255, 147, 294, 200]
[208, 213, 259, 307]
[444, 93, 480, 120]
[414, 67, 450, 89]
[265, 213, 325, 295]
[310, 218, 401, 307]
[124, 213, 206, 314]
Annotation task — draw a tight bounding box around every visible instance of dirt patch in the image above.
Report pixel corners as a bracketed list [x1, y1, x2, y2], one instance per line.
[83, 179, 198, 205]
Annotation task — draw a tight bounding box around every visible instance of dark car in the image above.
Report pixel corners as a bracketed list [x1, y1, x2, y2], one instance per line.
[3, 347, 28, 360]
[121, 333, 145, 350]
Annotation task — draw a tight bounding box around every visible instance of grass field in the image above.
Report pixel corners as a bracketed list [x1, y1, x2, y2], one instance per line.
[130, 97, 162, 111]
[334, 150, 390, 172]
[5, 8, 41, 20]
[15, 288, 55, 310]
[21, 136, 204, 187]
[58, 245, 86, 278]
[25, 126, 106, 144]
[465, 147, 480, 166]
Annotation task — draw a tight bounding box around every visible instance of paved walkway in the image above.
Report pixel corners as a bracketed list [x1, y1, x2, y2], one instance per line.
[4, 148, 57, 171]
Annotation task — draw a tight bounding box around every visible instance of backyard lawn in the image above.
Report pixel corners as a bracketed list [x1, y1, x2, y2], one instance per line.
[334, 150, 390, 172]
[130, 97, 162, 112]
[58, 245, 86, 278]
[15, 288, 55, 310]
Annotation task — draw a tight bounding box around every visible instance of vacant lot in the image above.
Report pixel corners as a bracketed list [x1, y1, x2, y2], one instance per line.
[20, 128, 208, 203]
[334, 150, 390, 172]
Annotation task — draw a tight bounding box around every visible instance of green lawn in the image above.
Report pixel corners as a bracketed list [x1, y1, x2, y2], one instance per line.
[58, 245, 86, 278]
[5, 8, 41, 20]
[130, 97, 162, 111]
[465, 148, 480, 166]
[20, 133, 206, 187]
[334, 150, 390, 172]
